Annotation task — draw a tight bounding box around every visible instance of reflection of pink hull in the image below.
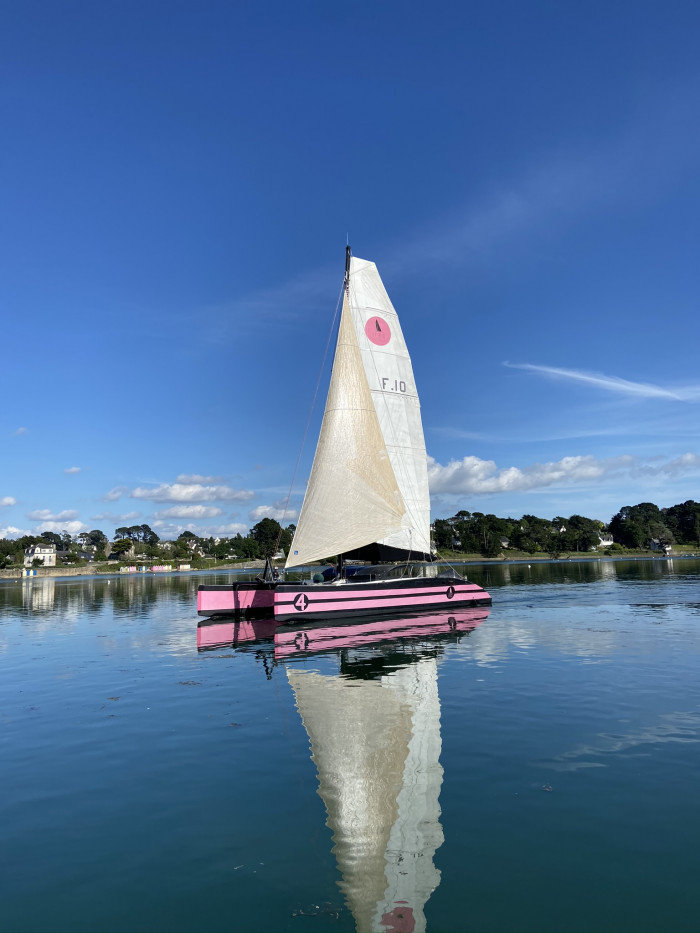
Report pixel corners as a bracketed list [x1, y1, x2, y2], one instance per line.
[274, 607, 489, 658]
[197, 618, 277, 650]
[273, 578, 490, 623]
[197, 584, 275, 617]
[196, 607, 489, 655]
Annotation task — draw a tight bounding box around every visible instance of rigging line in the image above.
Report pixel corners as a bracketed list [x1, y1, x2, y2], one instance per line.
[347, 275, 429, 555]
[273, 279, 346, 558]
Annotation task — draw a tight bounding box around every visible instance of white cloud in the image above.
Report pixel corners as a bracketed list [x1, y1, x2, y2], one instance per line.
[130, 483, 254, 503]
[91, 511, 141, 522]
[249, 502, 298, 523]
[175, 473, 225, 484]
[32, 520, 89, 535]
[0, 525, 29, 539]
[103, 486, 127, 502]
[427, 452, 700, 496]
[27, 509, 79, 522]
[504, 362, 700, 401]
[64, 466, 81, 474]
[209, 523, 249, 536]
[1, 497, 16, 507]
[150, 520, 248, 539]
[13, 427, 27, 436]
[154, 505, 223, 519]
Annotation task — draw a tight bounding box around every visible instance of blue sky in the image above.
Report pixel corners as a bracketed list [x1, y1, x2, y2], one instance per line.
[2, 0, 699, 541]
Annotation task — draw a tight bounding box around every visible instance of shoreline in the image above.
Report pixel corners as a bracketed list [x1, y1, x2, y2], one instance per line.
[1, 552, 696, 584]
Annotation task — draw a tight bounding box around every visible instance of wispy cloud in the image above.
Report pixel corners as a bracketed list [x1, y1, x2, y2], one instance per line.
[33, 520, 89, 535]
[0, 497, 16, 507]
[63, 466, 82, 474]
[153, 505, 223, 519]
[200, 266, 341, 340]
[505, 362, 700, 401]
[130, 482, 254, 503]
[175, 473, 225, 484]
[0, 525, 29, 539]
[249, 501, 298, 523]
[13, 427, 27, 436]
[428, 452, 700, 496]
[150, 520, 248, 538]
[27, 509, 79, 522]
[91, 511, 141, 523]
[208, 81, 700, 322]
[103, 486, 127, 502]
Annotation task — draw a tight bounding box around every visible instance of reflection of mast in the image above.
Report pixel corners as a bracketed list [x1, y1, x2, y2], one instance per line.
[288, 657, 443, 933]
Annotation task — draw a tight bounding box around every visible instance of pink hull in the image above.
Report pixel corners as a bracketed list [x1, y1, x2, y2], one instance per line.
[274, 579, 490, 623]
[197, 584, 275, 616]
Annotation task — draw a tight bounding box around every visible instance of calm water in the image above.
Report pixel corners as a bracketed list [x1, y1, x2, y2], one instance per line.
[2, 559, 700, 932]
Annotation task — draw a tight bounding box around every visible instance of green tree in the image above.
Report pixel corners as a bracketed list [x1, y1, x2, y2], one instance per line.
[111, 538, 133, 557]
[39, 531, 62, 548]
[251, 518, 283, 557]
[87, 529, 109, 549]
[610, 503, 671, 549]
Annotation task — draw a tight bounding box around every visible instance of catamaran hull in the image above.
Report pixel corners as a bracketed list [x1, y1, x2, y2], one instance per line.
[273, 578, 491, 623]
[197, 583, 275, 618]
[197, 577, 491, 622]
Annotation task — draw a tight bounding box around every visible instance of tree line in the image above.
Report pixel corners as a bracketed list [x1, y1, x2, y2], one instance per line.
[0, 517, 295, 567]
[2, 501, 699, 569]
[434, 499, 700, 558]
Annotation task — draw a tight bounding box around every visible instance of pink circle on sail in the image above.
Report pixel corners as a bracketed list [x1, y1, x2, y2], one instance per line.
[365, 316, 391, 346]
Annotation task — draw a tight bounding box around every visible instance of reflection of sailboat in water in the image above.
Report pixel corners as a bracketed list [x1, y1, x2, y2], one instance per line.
[289, 655, 443, 933]
[196, 608, 488, 931]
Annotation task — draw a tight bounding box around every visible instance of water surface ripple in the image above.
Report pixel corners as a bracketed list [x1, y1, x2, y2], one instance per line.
[2, 559, 700, 932]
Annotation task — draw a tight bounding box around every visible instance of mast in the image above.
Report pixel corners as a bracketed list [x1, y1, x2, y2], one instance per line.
[344, 244, 351, 294]
[339, 244, 351, 578]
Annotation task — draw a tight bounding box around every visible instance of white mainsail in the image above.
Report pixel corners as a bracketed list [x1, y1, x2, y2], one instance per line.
[286, 291, 407, 567]
[288, 658, 444, 933]
[286, 255, 431, 567]
[347, 257, 432, 558]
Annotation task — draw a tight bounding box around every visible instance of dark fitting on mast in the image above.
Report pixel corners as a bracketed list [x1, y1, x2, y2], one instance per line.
[344, 244, 352, 293]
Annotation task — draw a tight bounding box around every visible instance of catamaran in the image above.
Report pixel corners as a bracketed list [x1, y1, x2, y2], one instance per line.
[198, 248, 491, 621]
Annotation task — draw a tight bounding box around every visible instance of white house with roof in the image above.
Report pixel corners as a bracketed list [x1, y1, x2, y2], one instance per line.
[24, 543, 57, 567]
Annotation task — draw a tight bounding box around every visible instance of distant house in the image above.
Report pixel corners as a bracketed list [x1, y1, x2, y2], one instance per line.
[500, 536, 510, 549]
[597, 533, 614, 549]
[650, 538, 672, 555]
[24, 544, 56, 568]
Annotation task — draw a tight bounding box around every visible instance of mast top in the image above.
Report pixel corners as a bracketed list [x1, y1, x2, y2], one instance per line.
[344, 245, 351, 294]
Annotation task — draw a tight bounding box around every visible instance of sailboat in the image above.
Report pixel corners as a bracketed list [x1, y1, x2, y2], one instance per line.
[198, 248, 491, 622]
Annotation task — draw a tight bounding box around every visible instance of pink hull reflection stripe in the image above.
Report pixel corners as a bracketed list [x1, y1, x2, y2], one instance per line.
[197, 619, 277, 648]
[274, 610, 488, 656]
[197, 588, 274, 612]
